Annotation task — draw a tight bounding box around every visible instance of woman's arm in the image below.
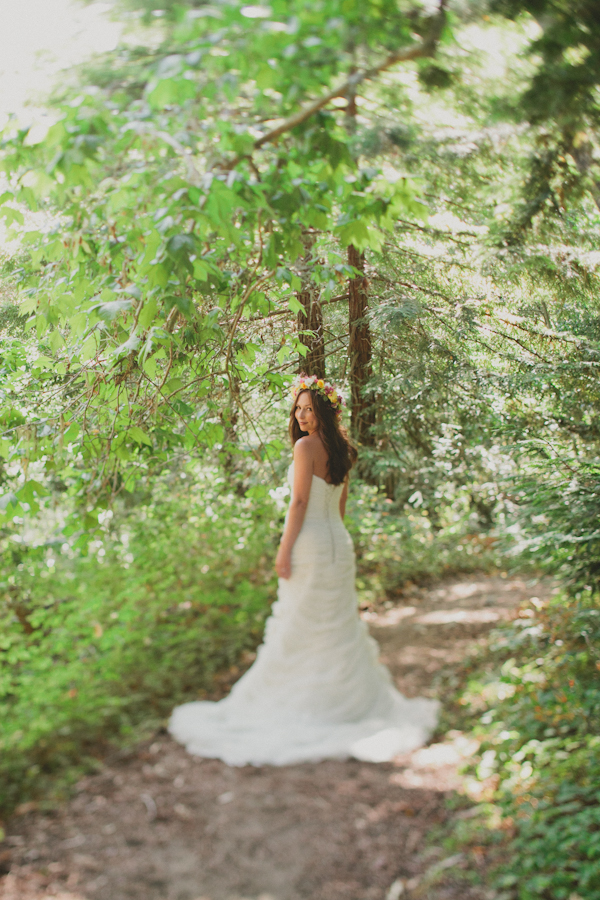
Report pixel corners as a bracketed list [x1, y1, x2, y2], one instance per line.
[275, 439, 313, 579]
[339, 477, 349, 519]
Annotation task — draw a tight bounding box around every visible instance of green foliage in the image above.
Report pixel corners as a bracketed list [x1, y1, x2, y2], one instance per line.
[347, 481, 501, 599]
[444, 591, 600, 899]
[0, 469, 278, 813]
[0, 0, 442, 524]
[518, 457, 600, 593]
[491, 0, 600, 240]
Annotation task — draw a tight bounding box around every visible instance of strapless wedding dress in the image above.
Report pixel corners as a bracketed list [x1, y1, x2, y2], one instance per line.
[169, 464, 438, 765]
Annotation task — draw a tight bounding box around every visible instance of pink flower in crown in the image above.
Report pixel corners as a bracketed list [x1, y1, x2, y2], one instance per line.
[290, 373, 345, 410]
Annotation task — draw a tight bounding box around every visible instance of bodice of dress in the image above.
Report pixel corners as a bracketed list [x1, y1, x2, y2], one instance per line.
[287, 461, 344, 523]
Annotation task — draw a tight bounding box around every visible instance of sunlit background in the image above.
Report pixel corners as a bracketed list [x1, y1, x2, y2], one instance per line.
[0, 0, 121, 118]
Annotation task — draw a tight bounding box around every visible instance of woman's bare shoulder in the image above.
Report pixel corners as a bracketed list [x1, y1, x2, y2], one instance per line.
[293, 436, 317, 459]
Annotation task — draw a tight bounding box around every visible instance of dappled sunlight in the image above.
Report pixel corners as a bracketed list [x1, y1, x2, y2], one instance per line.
[367, 576, 554, 709]
[429, 579, 528, 604]
[413, 608, 508, 625]
[431, 581, 490, 600]
[362, 606, 417, 626]
[387, 643, 475, 671]
[365, 604, 508, 628]
[0, 0, 121, 117]
[389, 732, 480, 793]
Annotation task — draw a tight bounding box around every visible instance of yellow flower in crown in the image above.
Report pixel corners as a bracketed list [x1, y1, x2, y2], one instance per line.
[290, 373, 345, 410]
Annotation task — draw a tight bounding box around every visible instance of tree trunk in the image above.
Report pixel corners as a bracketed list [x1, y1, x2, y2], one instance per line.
[348, 245, 375, 445]
[296, 231, 325, 378]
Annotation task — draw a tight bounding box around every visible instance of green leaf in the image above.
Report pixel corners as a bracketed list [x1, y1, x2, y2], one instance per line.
[63, 422, 80, 443]
[127, 426, 152, 446]
[147, 77, 197, 109]
[336, 217, 371, 249]
[166, 233, 198, 260]
[81, 333, 100, 361]
[93, 299, 135, 322]
[147, 262, 171, 289]
[113, 334, 141, 356]
[138, 298, 158, 330]
[173, 294, 193, 317]
[192, 258, 210, 281]
[19, 480, 49, 504]
[48, 329, 64, 352]
[0, 207, 24, 226]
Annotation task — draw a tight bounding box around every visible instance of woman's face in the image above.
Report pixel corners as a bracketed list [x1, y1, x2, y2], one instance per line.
[295, 391, 319, 435]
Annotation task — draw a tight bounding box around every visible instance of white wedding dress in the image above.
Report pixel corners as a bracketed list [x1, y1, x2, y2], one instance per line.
[169, 463, 438, 765]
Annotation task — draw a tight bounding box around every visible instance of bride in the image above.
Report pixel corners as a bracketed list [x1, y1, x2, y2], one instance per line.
[169, 374, 438, 765]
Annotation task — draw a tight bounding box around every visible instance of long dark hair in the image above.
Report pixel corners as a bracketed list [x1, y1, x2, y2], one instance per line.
[289, 389, 357, 486]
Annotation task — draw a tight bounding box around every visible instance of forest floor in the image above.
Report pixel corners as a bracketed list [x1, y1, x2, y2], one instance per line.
[0, 573, 555, 900]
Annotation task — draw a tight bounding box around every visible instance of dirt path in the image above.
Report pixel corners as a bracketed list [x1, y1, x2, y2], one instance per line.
[0, 574, 555, 900]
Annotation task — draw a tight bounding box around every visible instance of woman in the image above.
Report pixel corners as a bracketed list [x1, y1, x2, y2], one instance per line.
[169, 374, 438, 765]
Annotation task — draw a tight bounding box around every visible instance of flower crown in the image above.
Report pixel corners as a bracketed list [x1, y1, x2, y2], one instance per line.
[290, 373, 345, 411]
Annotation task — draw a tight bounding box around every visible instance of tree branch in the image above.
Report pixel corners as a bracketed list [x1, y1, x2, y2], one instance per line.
[221, 3, 447, 169]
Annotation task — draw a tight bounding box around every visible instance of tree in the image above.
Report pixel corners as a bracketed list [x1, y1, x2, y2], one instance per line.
[348, 246, 375, 444]
[0, 0, 444, 526]
[491, 0, 600, 236]
[296, 231, 325, 378]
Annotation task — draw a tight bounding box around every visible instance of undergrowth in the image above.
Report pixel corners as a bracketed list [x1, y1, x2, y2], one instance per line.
[437, 589, 600, 900]
[0, 471, 278, 817]
[346, 481, 503, 600]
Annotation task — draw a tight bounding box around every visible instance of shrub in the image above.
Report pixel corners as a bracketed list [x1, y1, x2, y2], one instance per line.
[448, 591, 600, 899]
[346, 480, 501, 600]
[0, 469, 279, 814]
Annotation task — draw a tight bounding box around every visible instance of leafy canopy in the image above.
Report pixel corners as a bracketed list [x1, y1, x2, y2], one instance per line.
[0, 0, 442, 527]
